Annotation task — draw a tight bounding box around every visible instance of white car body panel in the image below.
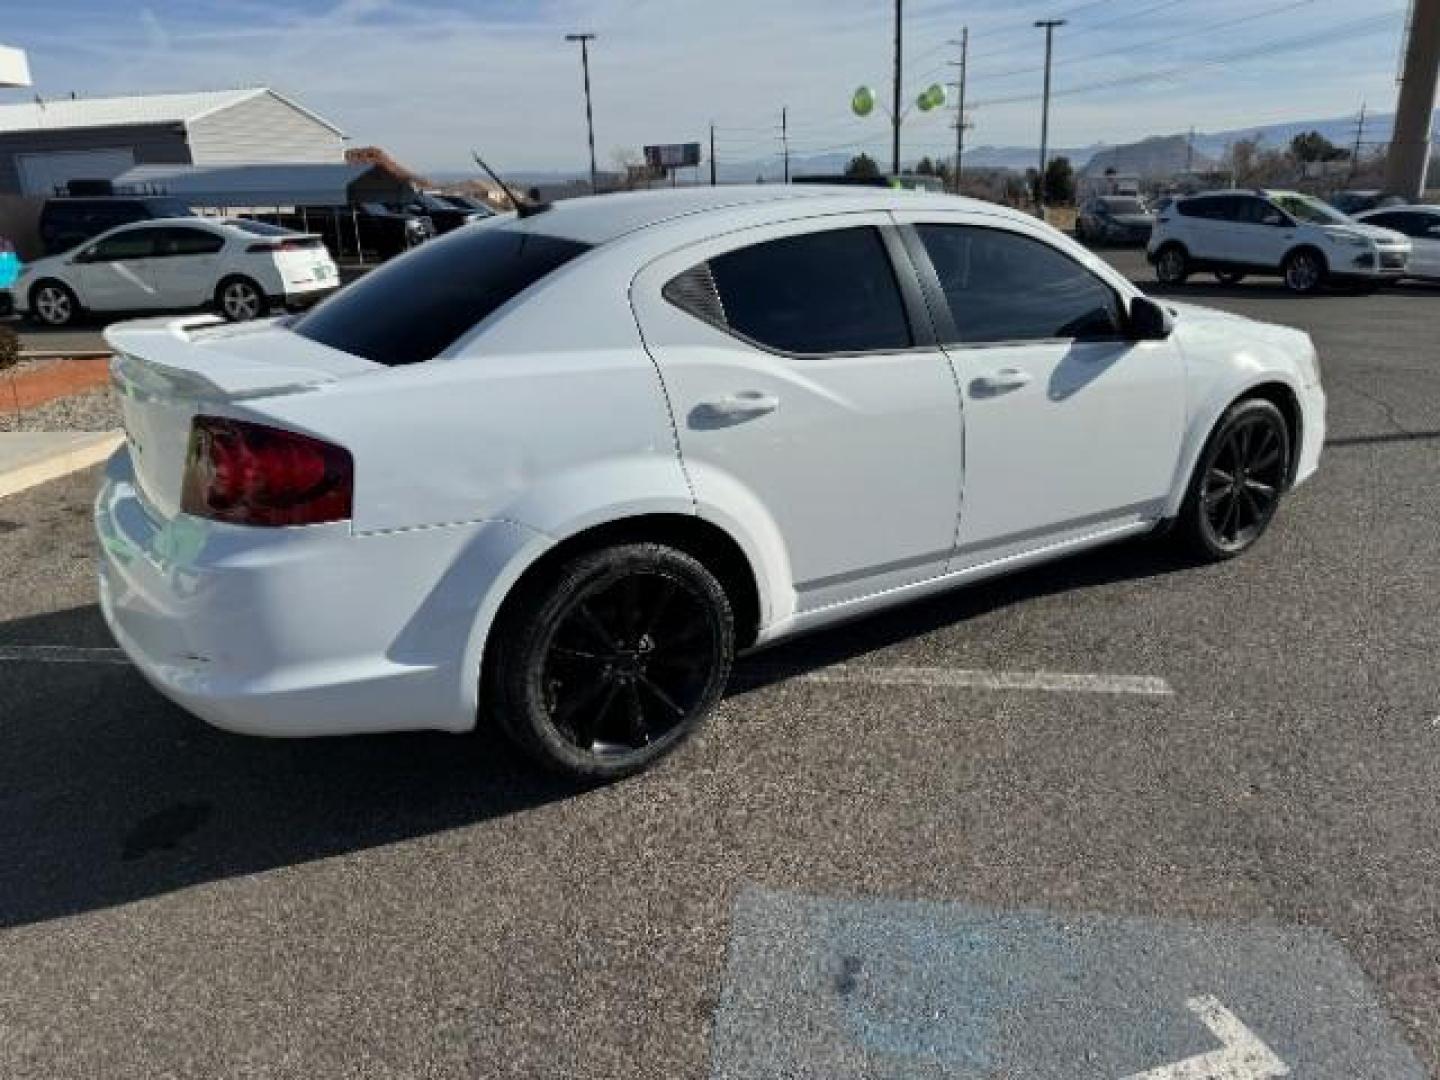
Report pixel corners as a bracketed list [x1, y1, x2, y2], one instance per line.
[16, 217, 337, 319]
[93, 186, 1326, 737]
[1355, 206, 1440, 280]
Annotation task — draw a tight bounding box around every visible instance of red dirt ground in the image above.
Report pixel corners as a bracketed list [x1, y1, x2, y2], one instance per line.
[0, 357, 111, 414]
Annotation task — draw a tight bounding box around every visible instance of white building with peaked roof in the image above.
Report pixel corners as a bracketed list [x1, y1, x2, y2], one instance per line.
[0, 87, 346, 195]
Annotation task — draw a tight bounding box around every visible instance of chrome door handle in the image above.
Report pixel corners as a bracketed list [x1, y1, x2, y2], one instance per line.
[972, 369, 1033, 394]
[697, 391, 780, 421]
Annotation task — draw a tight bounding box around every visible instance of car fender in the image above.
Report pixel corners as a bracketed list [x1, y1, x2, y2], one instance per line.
[1164, 368, 1306, 518]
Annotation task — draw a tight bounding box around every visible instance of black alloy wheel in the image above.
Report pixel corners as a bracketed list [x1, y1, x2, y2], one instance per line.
[1180, 398, 1291, 560]
[492, 544, 734, 781]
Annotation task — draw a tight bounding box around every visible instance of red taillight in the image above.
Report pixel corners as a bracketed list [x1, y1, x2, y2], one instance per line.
[181, 416, 353, 527]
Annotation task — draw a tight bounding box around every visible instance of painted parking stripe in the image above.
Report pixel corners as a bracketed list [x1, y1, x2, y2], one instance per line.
[788, 663, 1175, 697]
[0, 646, 128, 664]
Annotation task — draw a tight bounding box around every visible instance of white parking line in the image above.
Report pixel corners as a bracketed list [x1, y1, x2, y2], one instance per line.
[791, 663, 1174, 697]
[0, 645, 128, 665]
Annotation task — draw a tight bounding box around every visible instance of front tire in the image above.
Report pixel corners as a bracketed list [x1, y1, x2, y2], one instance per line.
[490, 543, 735, 781]
[1177, 398, 1291, 561]
[1154, 245, 1190, 285]
[1282, 249, 1326, 294]
[29, 280, 79, 327]
[216, 276, 266, 322]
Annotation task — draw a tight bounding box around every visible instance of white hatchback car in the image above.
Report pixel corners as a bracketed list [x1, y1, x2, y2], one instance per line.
[97, 187, 1325, 779]
[17, 217, 338, 326]
[1354, 205, 1440, 281]
[1148, 189, 1410, 293]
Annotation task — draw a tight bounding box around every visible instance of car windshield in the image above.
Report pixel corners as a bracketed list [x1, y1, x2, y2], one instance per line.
[290, 225, 592, 366]
[1100, 198, 1146, 214]
[411, 193, 454, 212]
[442, 194, 485, 211]
[145, 198, 194, 218]
[1271, 194, 1350, 225]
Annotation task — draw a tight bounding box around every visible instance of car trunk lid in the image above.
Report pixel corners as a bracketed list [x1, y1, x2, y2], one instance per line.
[106, 315, 375, 519]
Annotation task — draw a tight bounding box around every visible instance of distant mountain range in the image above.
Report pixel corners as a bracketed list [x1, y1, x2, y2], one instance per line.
[429, 110, 1406, 187]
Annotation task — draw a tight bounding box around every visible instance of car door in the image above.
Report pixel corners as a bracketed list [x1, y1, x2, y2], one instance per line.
[631, 215, 964, 612]
[73, 226, 162, 311]
[149, 226, 225, 308]
[1175, 196, 1229, 260]
[1234, 197, 1295, 269]
[897, 214, 1186, 567]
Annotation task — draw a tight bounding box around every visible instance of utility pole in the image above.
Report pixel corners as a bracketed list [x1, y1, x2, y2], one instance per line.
[1385, 0, 1440, 198]
[782, 107, 790, 183]
[950, 27, 969, 193]
[1034, 19, 1065, 214]
[1186, 125, 1195, 174]
[710, 123, 717, 186]
[892, 0, 903, 175]
[564, 33, 599, 193]
[1349, 102, 1367, 183]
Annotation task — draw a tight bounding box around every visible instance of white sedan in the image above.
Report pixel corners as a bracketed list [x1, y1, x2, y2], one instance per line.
[17, 217, 338, 326]
[96, 186, 1325, 780]
[1354, 205, 1440, 281]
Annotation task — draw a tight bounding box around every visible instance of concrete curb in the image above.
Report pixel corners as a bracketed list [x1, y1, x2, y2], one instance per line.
[0, 430, 122, 501]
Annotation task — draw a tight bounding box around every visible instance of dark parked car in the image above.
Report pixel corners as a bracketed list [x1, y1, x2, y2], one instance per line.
[389, 192, 491, 235]
[436, 193, 497, 216]
[1076, 196, 1156, 246]
[1329, 190, 1404, 215]
[245, 203, 433, 262]
[39, 195, 195, 256]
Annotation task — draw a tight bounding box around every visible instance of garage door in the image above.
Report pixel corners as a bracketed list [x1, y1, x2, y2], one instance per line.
[15, 149, 135, 196]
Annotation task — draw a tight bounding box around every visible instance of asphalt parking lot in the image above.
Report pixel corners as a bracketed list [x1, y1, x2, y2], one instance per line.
[1, 249, 1438, 1078]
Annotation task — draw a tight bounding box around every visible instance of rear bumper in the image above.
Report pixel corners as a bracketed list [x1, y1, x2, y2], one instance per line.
[276, 283, 337, 311]
[96, 447, 543, 737]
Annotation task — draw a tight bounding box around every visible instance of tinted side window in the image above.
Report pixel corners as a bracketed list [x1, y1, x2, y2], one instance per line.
[1235, 198, 1278, 225]
[156, 227, 224, 256]
[916, 224, 1124, 344]
[1178, 198, 1224, 220]
[291, 225, 591, 366]
[91, 229, 158, 260]
[700, 227, 912, 354]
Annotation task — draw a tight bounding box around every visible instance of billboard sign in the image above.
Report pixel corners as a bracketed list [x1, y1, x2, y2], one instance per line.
[644, 143, 702, 170]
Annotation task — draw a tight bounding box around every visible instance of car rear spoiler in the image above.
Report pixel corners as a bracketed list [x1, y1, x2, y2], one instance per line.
[105, 315, 372, 402]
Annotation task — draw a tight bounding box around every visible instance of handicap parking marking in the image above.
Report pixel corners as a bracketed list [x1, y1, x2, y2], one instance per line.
[710, 888, 1427, 1079]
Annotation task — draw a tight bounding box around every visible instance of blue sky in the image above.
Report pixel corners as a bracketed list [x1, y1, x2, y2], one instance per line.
[1, 0, 1413, 174]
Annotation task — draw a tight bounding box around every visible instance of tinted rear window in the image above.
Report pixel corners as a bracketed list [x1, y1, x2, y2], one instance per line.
[290, 226, 592, 366]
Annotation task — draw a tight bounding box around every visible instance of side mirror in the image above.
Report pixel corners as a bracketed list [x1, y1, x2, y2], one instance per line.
[1129, 296, 1173, 341]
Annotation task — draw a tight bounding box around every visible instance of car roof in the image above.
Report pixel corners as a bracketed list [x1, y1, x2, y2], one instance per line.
[511, 184, 1034, 245]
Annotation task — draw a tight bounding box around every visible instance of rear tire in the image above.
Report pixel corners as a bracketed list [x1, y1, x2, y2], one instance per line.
[1177, 398, 1291, 561]
[29, 280, 79, 327]
[489, 543, 735, 782]
[216, 276, 266, 322]
[1154, 245, 1190, 285]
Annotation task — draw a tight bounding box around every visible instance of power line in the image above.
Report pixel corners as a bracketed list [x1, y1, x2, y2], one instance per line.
[966, 10, 1405, 110]
[970, 0, 1304, 80]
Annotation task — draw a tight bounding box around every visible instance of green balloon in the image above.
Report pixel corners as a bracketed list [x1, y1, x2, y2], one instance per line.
[851, 85, 876, 117]
[917, 90, 935, 112]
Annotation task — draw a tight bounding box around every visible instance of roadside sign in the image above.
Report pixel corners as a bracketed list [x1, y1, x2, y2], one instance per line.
[711, 889, 1427, 1079]
[644, 143, 702, 170]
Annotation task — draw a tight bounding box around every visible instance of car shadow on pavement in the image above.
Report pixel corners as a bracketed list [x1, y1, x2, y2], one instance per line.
[0, 604, 575, 929]
[0, 537, 1192, 929]
[730, 535, 1194, 690]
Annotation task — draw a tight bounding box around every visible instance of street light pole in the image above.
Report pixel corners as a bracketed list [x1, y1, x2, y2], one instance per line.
[951, 27, 968, 193]
[892, 0, 903, 175]
[1034, 19, 1065, 214]
[565, 32, 599, 193]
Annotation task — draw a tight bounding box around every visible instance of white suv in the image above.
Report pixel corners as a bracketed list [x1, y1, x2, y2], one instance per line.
[1147, 189, 1410, 293]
